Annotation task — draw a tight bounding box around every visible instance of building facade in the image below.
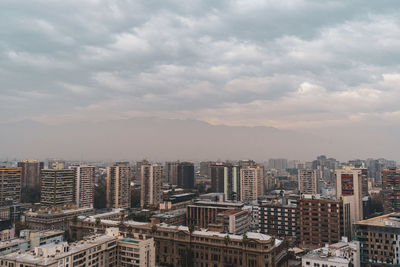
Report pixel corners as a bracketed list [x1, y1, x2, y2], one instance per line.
[224, 164, 241, 201]
[209, 209, 250, 234]
[298, 169, 319, 195]
[140, 164, 163, 208]
[382, 168, 400, 213]
[0, 167, 21, 205]
[354, 213, 400, 266]
[177, 162, 195, 189]
[106, 164, 131, 209]
[240, 165, 264, 202]
[41, 169, 74, 207]
[17, 160, 44, 202]
[259, 200, 297, 238]
[69, 165, 95, 208]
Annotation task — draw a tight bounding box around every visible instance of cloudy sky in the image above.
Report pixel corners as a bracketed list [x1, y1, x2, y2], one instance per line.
[1, 0, 400, 161]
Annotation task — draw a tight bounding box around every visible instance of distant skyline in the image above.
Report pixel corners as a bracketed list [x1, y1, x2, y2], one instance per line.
[1, 1, 400, 160]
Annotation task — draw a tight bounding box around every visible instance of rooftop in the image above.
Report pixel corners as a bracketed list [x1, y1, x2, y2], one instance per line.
[356, 213, 400, 228]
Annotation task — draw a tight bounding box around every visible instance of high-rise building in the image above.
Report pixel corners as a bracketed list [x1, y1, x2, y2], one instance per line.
[165, 161, 178, 185]
[177, 162, 194, 189]
[268, 158, 288, 170]
[298, 169, 320, 195]
[140, 164, 163, 208]
[17, 160, 44, 190]
[40, 169, 74, 207]
[336, 166, 367, 224]
[69, 165, 95, 208]
[0, 167, 21, 205]
[354, 213, 400, 265]
[240, 165, 264, 202]
[199, 161, 213, 178]
[210, 162, 225, 193]
[224, 164, 241, 201]
[106, 164, 131, 209]
[297, 195, 349, 249]
[382, 168, 400, 213]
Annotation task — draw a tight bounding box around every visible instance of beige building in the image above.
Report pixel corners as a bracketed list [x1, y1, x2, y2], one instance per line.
[140, 164, 163, 208]
[0, 167, 21, 205]
[107, 164, 131, 209]
[298, 169, 319, 195]
[41, 169, 74, 207]
[335, 166, 366, 226]
[0, 228, 154, 267]
[70, 219, 288, 267]
[69, 165, 95, 208]
[240, 165, 264, 201]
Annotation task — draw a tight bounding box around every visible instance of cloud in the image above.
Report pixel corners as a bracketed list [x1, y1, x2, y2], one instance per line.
[1, 0, 400, 160]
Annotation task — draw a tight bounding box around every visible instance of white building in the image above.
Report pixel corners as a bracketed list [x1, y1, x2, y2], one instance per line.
[240, 166, 264, 201]
[302, 237, 360, 267]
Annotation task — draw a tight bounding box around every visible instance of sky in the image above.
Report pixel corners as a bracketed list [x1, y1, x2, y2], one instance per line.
[1, 0, 400, 161]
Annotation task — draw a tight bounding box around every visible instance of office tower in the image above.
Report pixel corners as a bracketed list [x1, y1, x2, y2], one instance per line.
[354, 213, 400, 265]
[69, 165, 95, 208]
[210, 162, 225, 193]
[17, 160, 44, 190]
[336, 166, 367, 224]
[47, 159, 66, 170]
[106, 164, 131, 209]
[298, 169, 320, 194]
[382, 167, 400, 213]
[224, 164, 241, 201]
[177, 162, 194, 189]
[240, 165, 264, 201]
[165, 161, 178, 185]
[41, 169, 74, 207]
[135, 160, 149, 184]
[199, 161, 213, 178]
[0, 167, 21, 205]
[140, 164, 163, 208]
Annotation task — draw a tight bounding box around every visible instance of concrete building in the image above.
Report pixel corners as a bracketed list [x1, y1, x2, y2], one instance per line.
[69, 165, 95, 208]
[117, 235, 155, 267]
[259, 199, 297, 238]
[210, 162, 225, 193]
[335, 166, 367, 226]
[224, 164, 241, 201]
[106, 164, 131, 209]
[298, 169, 319, 195]
[151, 208, 186, 225]
[243, 204, 260, 231]
[297, 195, 349, 249]
[165, 161, 178, 184]
[159, 193, 196, 211]
[140, 164, 163, 208]
[187, 200, 244, 228]
[25, 207, 94, 231]
[240, 165, 264, 201]
[41, 169, 74, 207]
[17, 160, 44, 201]
[382, 168, 400, 213]
[354, 213, 400, 265]
[0, 229, 122, 267]
[302, 237, 360, 267]
[0, 229, 63, 256]
[209, 209, 250, 234]
[177, 162, 195, 189]
[70, 219, 288, 267]
[0, 167, 21, 205]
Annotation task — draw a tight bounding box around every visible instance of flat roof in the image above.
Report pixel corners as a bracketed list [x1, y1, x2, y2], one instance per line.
[356, 213, 400, 228]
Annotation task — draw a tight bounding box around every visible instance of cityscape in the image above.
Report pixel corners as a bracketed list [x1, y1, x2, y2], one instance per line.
[2, 0, 400, 267]
[0, 157, 398, 266]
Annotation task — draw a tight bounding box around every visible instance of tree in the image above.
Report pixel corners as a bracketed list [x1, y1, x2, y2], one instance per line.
[127, 225, 133, 237]
[242, 234, 249, 266]
[224, 234, 231, 264]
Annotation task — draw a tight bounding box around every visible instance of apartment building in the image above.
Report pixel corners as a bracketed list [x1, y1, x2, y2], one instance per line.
[0, 167, 21, 205]
[354, 213, 400, 265]
[209, 209, 250, 234]
[69, 165, 95, 208]
[382, 168, 400, 213]
[240, 165, 264, 201]
[140, 164, 163, 208]
[41, 169, 74, 207]
[106, 164, 131, 209]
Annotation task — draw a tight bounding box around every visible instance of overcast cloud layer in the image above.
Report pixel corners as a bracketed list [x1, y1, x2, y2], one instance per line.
[1, 0, 400, 161]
